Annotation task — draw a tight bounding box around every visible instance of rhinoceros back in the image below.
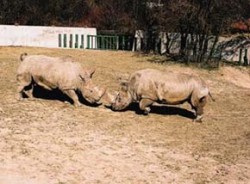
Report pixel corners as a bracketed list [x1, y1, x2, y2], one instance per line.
[17, 55, 84, 90]
[128, 69, 166, 101]
[127, 69, 208, 104]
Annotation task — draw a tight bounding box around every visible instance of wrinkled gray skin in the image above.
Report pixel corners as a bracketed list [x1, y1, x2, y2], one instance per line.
[111, 69, 214, 122]
[17, 53, 105, 106]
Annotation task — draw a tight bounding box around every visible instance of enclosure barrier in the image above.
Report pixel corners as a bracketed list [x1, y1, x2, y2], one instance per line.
[58, 34, 84, 49]
[87, 35, 119, 50]
[59, 33, 134, 51]
[239, 48, 249, 66]
[119, 35, 134, 51]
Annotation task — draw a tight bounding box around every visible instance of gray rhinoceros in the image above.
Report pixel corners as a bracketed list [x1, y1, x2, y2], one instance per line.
[109, 69, 214, 122]
[17, 53, 105, 106]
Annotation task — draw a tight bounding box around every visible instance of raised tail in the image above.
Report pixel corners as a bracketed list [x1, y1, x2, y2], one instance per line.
[20, 53, 28, 61]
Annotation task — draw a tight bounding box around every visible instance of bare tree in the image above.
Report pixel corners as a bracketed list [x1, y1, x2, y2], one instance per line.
[157, 0, 248, 66]
[0, 0, 249, 66]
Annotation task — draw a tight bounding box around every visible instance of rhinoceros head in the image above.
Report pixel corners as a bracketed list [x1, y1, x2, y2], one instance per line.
[98, 90, 119, 107]
[111, 80, 133, 111]
[79, 70, 106, 104]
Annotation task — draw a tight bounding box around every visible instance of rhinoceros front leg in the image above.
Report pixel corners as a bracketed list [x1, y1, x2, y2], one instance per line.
[16, 85, 25, 100]
[194, 97, 207, 122]
[139, 98, 154, 115]
[194, 106, 204, 122]
[23, 84, 34, 100]
[16, 73, 32, 100]
[17, 83, 34, 100]
[63, 89, 81, 107]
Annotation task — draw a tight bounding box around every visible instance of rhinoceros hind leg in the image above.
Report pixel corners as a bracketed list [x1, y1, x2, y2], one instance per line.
[63, 89, 81, 107]
[139, 99, 154, 115]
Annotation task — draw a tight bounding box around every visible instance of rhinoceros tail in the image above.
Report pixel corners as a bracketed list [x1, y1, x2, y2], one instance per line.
[20, 53, 28, 61]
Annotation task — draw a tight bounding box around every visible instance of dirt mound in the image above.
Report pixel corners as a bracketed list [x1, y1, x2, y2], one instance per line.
[220, 66, 250, 89]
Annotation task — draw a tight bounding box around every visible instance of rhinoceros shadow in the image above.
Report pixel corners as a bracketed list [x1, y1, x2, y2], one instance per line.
[29, 85, 100, 107]
[127, 103, 196, 120]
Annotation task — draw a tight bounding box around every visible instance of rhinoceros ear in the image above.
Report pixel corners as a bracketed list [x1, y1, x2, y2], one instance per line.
[89, 68, 95, 78]
[79, 75, 86, 83]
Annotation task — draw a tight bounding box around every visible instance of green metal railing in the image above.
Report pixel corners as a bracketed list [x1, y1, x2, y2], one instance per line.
[87, 35, 119, 50]
[58, 34, 133, 51]
[239, 48, 249, 66]
[58, 34, 84, 49]
[58, 34, 62, 47]
[118, 35, 133, 51]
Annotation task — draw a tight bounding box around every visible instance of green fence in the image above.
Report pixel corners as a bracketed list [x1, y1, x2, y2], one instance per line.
[87, 35, 119, 50]
[118, 35, 134, 50]
[58, 34, 84, 49]
[239, 48, 249, 66]
[58, 34, 133, 51]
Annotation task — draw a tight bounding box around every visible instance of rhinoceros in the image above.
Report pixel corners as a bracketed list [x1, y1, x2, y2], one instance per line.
[109, 69, 214, 122]
[17, 53, 105, 106]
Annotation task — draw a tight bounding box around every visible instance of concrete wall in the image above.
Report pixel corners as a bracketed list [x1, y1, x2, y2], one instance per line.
[0, 25, 97, 49]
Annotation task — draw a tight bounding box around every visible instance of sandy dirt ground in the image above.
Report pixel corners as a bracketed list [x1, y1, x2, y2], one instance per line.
[0, 47, 250, 184]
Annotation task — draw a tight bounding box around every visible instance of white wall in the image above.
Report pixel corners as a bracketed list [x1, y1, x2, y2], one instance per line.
[0, 25, 97, 49]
